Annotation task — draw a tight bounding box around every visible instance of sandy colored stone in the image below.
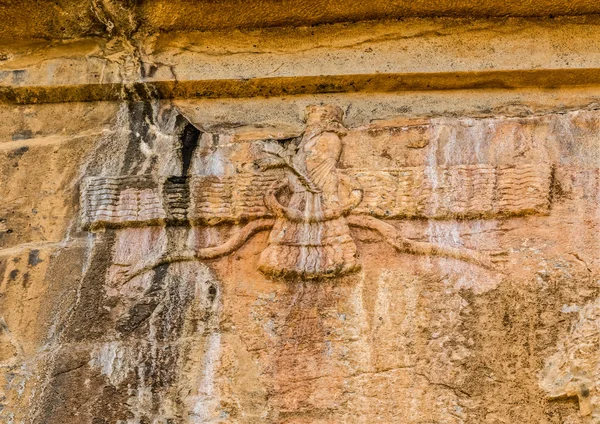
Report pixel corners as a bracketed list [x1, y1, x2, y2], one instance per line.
[4, 18, 600, 104]
[2, 0, 600, 42]
[1, 7, 600, 424]
[1, 96, 598, 423]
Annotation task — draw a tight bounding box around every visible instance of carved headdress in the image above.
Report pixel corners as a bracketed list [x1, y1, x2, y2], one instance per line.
[302, 104, 347, 141]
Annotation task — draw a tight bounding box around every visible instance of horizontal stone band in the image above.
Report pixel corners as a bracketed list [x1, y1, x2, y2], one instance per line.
[81, 163, 552, 230]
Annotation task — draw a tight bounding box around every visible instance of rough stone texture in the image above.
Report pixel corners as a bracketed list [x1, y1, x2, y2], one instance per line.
[1, 94, 599, 423]
[5, 18, 600, 104]
[2, 10, 600, 424]
[3, 0, 600, 42]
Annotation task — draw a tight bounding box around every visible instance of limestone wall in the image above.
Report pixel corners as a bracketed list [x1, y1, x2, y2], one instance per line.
[1, 14, 600, 424]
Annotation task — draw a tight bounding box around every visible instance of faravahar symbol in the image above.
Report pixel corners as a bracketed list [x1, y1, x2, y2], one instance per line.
[82, 105, 552, 280]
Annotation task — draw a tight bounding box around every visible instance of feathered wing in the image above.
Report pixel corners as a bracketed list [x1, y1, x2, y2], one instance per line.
[348, 163, 552, 219]
[81, 164, 552, 229]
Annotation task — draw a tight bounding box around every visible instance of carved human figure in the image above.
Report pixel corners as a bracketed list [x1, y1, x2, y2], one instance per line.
[257, 105, 363, 278]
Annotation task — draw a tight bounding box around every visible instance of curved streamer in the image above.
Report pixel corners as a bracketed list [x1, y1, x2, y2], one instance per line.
[347, 215, 500, 269]
[195, 219, 275, 258]
[122, 219, 275, 282]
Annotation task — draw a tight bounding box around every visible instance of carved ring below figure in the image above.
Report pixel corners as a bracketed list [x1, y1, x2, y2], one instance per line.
[264, 174, 363, 224]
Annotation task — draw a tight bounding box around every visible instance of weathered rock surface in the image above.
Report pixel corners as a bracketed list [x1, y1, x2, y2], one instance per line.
[0, 95, 599, 423]
[1, 8, 600, 424]
[3, 0, 600, 42]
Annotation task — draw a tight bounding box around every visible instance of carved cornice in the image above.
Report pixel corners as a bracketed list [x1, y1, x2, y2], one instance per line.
[5, 68, 600, 105]
[4, 18, 600, 105]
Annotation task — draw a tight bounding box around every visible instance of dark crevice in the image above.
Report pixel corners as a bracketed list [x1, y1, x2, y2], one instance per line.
[208, 284, 217, 303]
[162, 117, 200, 223]
[123, 101, 153, 174]
[548, 163, 566, 207]
[180, 121, 201, 177]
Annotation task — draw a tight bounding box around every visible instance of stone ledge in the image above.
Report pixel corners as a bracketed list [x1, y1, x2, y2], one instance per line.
[2, 18, 600, 104]
[3, 68, 600, 105]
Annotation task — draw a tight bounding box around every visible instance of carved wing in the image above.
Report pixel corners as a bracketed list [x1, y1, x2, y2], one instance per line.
[81, 175, 166, 229]
[81, 171, 284, 229]
[81, 164, 551, 229]
[188, 171, 284, 224]
[348, 163, 552, 219]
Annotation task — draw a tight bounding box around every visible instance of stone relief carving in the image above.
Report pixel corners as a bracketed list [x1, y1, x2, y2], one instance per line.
[81, 105, 554, 280]
[255, 105, 363, 278]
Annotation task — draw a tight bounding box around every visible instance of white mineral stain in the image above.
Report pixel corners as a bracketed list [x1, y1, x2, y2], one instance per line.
[561, 304, 581, 313]
[348, 272, 373, 372]
[426, 220, 501, 294]
[423, 119, 503, 294]
[191, 133, 235, 176]
[89, 341, 132, 386]
[191, 332, 222, 423]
